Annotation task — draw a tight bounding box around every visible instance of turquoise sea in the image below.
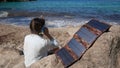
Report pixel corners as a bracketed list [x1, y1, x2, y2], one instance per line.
[0, 0, 120, 27]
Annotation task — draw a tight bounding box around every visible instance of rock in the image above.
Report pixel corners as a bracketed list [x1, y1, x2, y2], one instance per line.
[70, 25, 120, 68]
[30, 54, 64, 68]
[30, 25, 120, 68]
[0, 48, 24, 68]
[0, 24, 120, 68]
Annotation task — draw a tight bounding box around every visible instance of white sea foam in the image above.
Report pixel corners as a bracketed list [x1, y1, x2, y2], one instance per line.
[46, 18, 86, 27]
[0, 11, 8, 17]
[0, 17, 119, 27]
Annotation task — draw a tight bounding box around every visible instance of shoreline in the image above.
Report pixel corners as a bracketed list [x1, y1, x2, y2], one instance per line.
[0, 16, 87, 27]
[0, 16, 120, 28]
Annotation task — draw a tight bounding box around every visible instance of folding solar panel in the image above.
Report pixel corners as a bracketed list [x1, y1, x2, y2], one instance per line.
[56, 48, 74, 67]
[87, 19, 111, 32]
[55, 19, 111, 68]
[68, 38, 86, 57]
[76, 27, 97, 44]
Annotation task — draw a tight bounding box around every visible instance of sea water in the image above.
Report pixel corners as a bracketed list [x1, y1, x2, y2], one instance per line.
[0, 0, 120, 27]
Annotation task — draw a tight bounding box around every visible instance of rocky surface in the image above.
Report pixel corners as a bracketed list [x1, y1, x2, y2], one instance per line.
[70, 25, 120, 68]
[0, 23, 120, 68]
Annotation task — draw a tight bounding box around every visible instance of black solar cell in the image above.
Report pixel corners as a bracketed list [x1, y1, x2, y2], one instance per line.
[56, 48, 74, 67]
[68, 38, 86, 57]
[76, 27, 97, 44]
[87, 20, 110, 32]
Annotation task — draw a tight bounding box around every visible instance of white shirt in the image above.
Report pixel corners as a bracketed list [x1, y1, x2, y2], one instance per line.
[23, 34, 59, 67]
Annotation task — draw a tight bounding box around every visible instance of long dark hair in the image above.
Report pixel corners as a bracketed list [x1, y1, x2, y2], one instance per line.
[30, 18, 45, 34]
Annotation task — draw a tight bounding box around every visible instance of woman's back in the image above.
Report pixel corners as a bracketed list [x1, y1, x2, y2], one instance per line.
[24, 34, 48, 67]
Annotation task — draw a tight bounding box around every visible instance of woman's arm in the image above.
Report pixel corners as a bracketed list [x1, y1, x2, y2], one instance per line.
[44, 27, 61, 48]
[43, 27, 54, 40]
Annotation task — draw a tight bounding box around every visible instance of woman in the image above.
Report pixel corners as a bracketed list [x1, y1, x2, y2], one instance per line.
[23, 18, 60, 68]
